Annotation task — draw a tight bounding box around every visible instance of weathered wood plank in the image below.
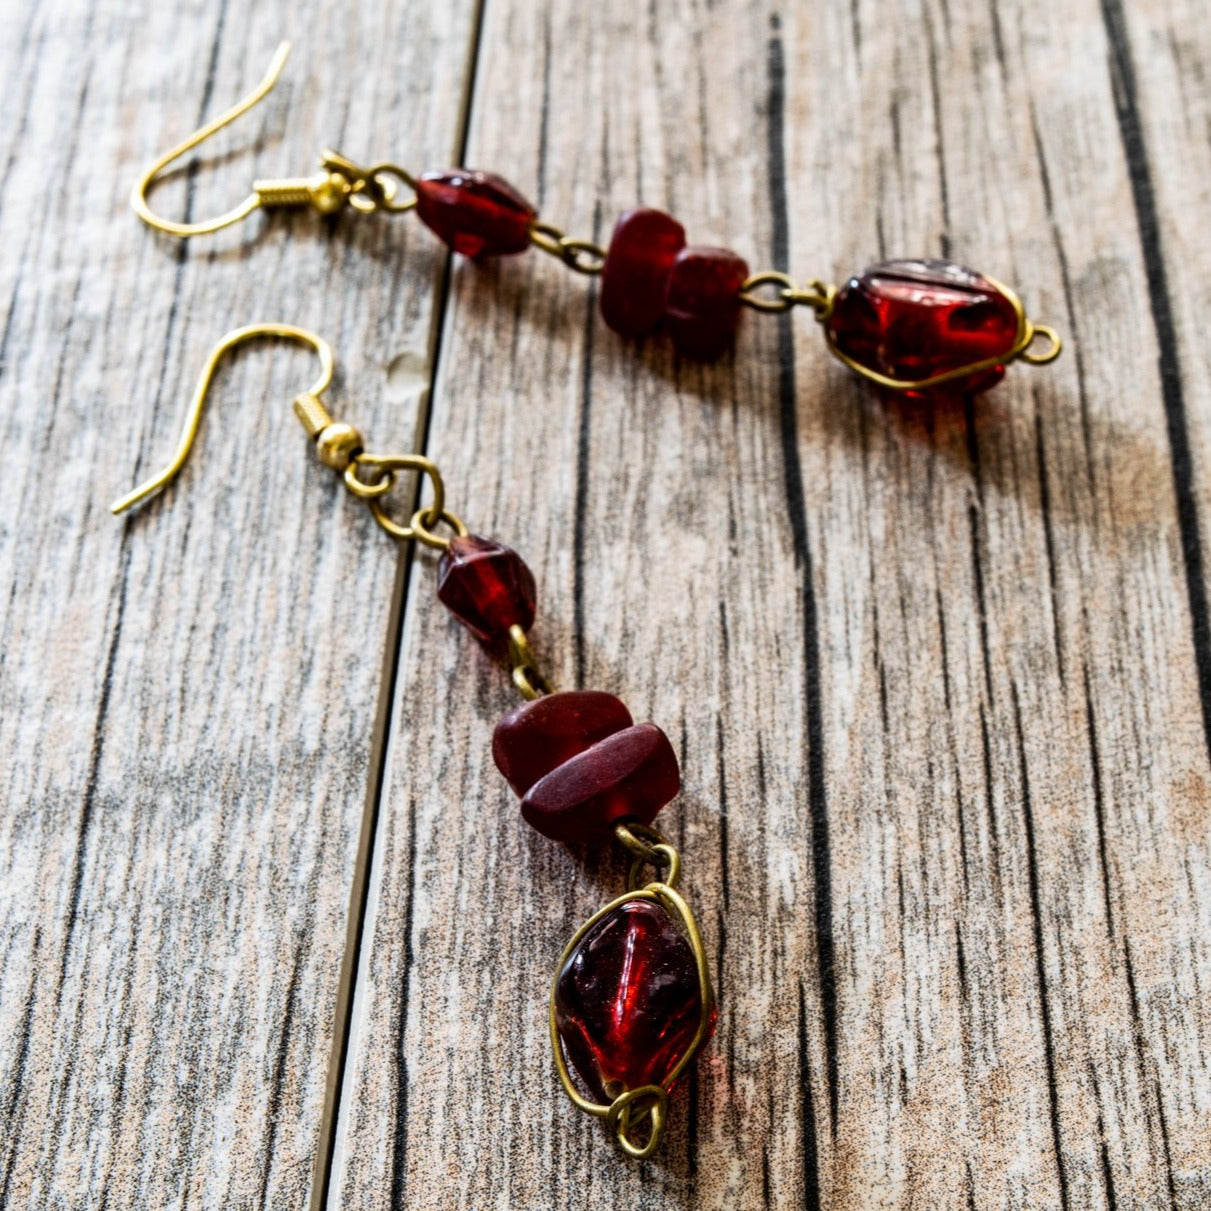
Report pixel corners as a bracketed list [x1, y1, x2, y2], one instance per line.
[0, 0, 477, 1204]
[335, 0, 1211, 1208]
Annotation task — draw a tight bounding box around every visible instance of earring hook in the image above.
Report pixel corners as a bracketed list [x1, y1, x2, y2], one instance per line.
[111, 322, 334, 514]
[131, 42, 293, 236]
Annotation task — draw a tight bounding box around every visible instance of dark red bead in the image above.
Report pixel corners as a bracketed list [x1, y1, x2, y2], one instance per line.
[663, 246, 750, 360]
[555, 899, 712, 1103]
[436, 534, 536, 647]
[415, 170, 537, 258]
[520, 723, 679, 843]
[825, 259, 1021, 395]
[492, 690, 633, 796]
[599, 208, 687, 337]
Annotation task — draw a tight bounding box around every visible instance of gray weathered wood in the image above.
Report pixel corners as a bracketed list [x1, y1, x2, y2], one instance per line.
[334, 0, 1211, 1208]
[0, 0, 475, 1205]
[2, 0, 1210, 1207]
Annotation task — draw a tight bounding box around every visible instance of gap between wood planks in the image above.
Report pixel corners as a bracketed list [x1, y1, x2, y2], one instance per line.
[309, 1, 489, 1204]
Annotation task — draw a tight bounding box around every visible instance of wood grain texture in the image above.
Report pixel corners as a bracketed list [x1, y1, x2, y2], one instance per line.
[2, 0, 1210, 1208]
[334, 0, 1211, 1209]
[0, 0, 476, 1204]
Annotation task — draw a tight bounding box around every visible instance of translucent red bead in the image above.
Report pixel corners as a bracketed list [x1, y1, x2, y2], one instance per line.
[415, 169, 537, 258]
[599, 207, 748, 360]
[826, 259, 1021, 395]
[436, 534, 536, 647]
[599, 208, 687, 337]
[664, 246, 749, 361]
[555, 899, 713, 1103]
[492, 690, 679, 842]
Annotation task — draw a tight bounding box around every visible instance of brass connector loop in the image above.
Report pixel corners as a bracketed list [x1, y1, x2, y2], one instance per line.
[738, 270, 834, 318]
[508, 625, 554, 699]
[529, 221, 607, 275]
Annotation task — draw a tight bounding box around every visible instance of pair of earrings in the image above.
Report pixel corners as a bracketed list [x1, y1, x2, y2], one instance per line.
[118, 41, 1066, 1169]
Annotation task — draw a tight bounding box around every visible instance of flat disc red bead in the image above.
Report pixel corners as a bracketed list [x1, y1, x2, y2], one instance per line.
[520, 723, 679, 843]
[599, 208, 687, 337]
[492, 690, 634, 796]
[415, 169, 537, 258]
[555, 899, 713, 1103]
[826, 259, 1020, 395]
[663, 246, 749, 360]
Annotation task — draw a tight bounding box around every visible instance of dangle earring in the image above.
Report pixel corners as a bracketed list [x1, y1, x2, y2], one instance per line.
[134, 45, 1062, 395]
[111, 324, 715, 1160]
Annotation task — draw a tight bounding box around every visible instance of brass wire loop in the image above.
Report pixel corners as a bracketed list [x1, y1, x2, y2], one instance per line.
[131, 43, 418, 236]
[508, 626, 555, 699]
[529, 221, 607, 275]
[739, 270, 835, 318]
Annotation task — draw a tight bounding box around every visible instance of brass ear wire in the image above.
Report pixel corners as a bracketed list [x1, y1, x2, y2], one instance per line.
[110, 323, 334, 513]
[110, 323, 467, 546]
[131, 43, 418, 237]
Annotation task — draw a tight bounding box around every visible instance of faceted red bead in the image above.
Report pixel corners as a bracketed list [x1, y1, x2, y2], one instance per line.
[663, 246, 750, 360]
[555, 899, 712, 1103]
[825, 259, 1021, 395]
[436, 534, 536, 647]
[519, 722, 679, 843]
[599, 208, 687, 337]
[414, 170, 537, 258]
[492, 690, 633, 796]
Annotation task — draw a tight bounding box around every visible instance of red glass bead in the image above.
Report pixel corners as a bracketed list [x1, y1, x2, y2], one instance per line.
[436, 534, 536, 647]
[492, 690, 633, 796]
[825, 259, 1021, 395]
[555, 899, 713, 1103]
[519, 723, 679, 843]
[599, 208, 687, 337]
[414, 170, 537, 258]
[663, 246, 750, 361]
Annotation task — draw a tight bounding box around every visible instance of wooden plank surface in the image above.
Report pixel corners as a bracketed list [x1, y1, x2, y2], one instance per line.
[1, 0, 1210, 1208]
[0, 0, 477, 1205]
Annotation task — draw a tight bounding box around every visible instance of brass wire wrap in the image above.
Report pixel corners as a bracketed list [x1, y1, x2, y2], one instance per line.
[549, 837, 714, 1159]
[740, 269, 1062, 392]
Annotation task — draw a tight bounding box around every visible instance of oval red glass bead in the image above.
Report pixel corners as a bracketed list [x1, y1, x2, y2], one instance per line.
[599, 208, 687, 337]
[414, 169, 537, 258]
[663, 246, 750, 360]
[492, 690, 634, 796]
[825, 259, 1020, 395]
[555, 899, 713, 1103]
[520, 723, 679, 843]
[436, 533, 536, 647]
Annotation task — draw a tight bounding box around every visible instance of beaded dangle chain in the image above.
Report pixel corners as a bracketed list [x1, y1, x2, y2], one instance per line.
[111, 325, 715, 1160]
[135, 43, 1064, 399]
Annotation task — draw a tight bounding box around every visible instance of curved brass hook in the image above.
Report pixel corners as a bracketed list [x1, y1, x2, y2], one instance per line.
[111, 322, 334, 514]
[131, 42, 292, 236]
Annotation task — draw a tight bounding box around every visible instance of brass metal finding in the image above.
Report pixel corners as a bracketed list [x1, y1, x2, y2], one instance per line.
[110, 324, 461, 546]
[820, 274, 1063, 393]
[548, 872, 714, 1159]
[529, 221, 607, 275]
[131, 44, 417, 237]
[508, 625, 554, 699]
[110, 323, 334, 514]
[740, 268, 1063, 392]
